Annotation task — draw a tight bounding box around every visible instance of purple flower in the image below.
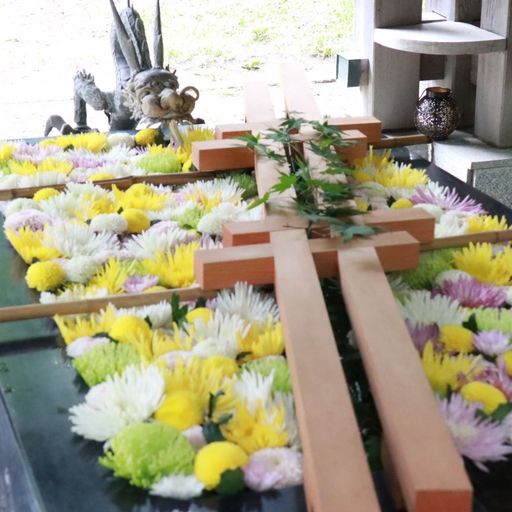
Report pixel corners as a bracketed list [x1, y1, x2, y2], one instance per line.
[66, 336, 110, 358]
[432, 276, 507, 308]
[123, 275, 159, 293]
[473, 331, 511, 357]
[4, 209, 52, 231]
[13, 143, 60, 161]
[67, 155, 109, 169]
[410, 186, 486, 215]
[405, 319, 439, 353]
[438, 393, 512, 471]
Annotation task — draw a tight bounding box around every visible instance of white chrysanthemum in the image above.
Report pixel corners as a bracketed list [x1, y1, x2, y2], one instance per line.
[216, 282, 279, 323]
[181, 178, 243, 204]
[0, 174, 22, 190]
[61, 256, 101, 284]
[38, 193, 83, 219]
[66, 336, 110, 358]
[69, 365, 165, 442]
[17, 171, 68, 188]
[85, 162, 134, 179]
[387, 274, 412, 294]
[149, 475, 204, 499]
[433, 269, 473, 287]
[398, 290, 467, 328]
[191, 311, 249, 359]
[115, 301, 173, 329]
[244, 447, 303, 491]
[122, 227, 195, 259]
[44, 222, 120, 257]
[196, 203, 242, 236]
[40, 285, 109, 304]
[107, 132, 135, 148]
[355, 181, 388, 200]
[435, 211, 470, 238]
[413, 203, 443, 221]
[274, 392, 301, 450]
[90, 213, 128, 234]
[3, 198, 40, 217]
[65, 182, 111, 200]
[232, 370, 274, 414]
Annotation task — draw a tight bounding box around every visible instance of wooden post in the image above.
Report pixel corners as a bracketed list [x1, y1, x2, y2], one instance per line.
[338, 246, 472, 511]
[474, 0, 512, 147]
[356, 0, 423, 129]
[271, 230, 381, 512]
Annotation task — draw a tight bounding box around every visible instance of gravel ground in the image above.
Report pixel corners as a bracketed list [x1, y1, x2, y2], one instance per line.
[0, 0, 359, 140]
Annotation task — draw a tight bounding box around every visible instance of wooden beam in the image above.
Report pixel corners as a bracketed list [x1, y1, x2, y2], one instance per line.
[0, 286, 214, 323]
[244, 80, 278, 123]
[191, 139, 255, 171]
[279, 61, 322, 120]
[223, 208, 435, 247]
[421, 228, 512, 251]
[271, 230, 381, 512]
[195, 231, 420, 290]
[327, 116, 382, 144]
[338, 246, 472, 512]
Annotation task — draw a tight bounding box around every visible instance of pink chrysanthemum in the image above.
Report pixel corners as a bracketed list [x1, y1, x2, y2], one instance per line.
[438, 393, 512, 470]
[432, 276, 507, 308]
[473, 331, 511, 357]
[4, 209, 52, 231]
[13, 142, 60, 162]
[405, 319, 439, 353]
[123, 275, 159, 294]
[410, 185, 486, 215]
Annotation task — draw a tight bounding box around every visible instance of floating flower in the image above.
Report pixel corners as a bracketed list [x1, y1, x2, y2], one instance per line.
[5, 227, 60, 264]
[25, 260, 66, 292]
[460, 381, 508, 414]
[438, 393, 512, 470]
[398, 249, 454, 289]
[54, 307, 116, 344]
[61, 256, 101, 284]
[404, 319, 439, 353]
[89, 213, 128, 233]
[390, 198, 413, 209]
[474, 308, 512, 334]
[4, 209, 52, 231]
[33, 187, 60, 202]
[109, 315, 152, 345]
[121, 208, 151, 233]
[466, 215, 510, 234]
[433, 275, 507, 308]
[69, 365, 164, 441]
[473, 331, 510, 357]
[137, 152, 181, 174]
[123, 275, 159, 294]
[100, 422, 195, 488]
[194, 442, 248, 491]
[243, 356, 292, 394]
[66, 335, 110, 359]
[154, 390, 204, 431]
[134, 128, 164, 147]
[107, 132, 135, 148]
[502, 352, 512, 377]
[243, 447, 303, 491]
[149, 474, 204, 499]
[439, 324, 474, 353]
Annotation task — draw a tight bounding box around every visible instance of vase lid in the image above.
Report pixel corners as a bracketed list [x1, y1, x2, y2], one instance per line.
[426, 87, 452, 98]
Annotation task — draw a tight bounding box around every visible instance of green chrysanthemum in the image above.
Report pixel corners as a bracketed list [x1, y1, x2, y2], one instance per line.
[473, 308, 512, 334]
[227, 173, 258, 200]
[242, 355, 292, 394]
[100, 422, 195, 488]
[137, 153, 182, 174]
[396, 249, 454, 289]
[174, 206, 203, 230]
[73, 342, 141, 387]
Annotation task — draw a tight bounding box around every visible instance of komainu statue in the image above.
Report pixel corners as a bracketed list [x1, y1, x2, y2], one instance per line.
[45, 0, 201, 135]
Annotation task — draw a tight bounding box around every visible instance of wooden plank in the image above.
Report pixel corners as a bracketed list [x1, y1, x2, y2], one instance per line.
[333, 130, 368, 164]
[0, 286, 215, 323]
[215, 122, 275, 140]
[326, 116, 382, 144]
[373, 133, 430, 148]
[338, 246, 473, 512]
[421, 228, 512, 250]
[244, 80, 278, 123]
[195, 231, 420, 290]
[474, 0, 512, 147]
[191, 139, 255, 171]
[223, 208, 435, 246]
[279, 62, 322, 121]
[375, 0, 423, 27]
[271, 230, 381, 512]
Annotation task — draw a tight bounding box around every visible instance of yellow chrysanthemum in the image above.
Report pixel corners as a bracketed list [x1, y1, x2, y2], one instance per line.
[8, 158, 72, 176]
[354, 197, 369, 212]
[186, 307, 212, 325]
[121, 208, 150, 233]
[33, 187, 60, 202]
[421, 341, 482, 396]
[88, 259, 136, 295]
[113, 184, 169, 211]
[353, 147, 393, 173]
[140, 242, 198, 288]
[375, 165, 428, 189]
[40, 133, 108, 153]
[503, 352, 512, 376]
[84, 196, 117, 218]
[7, 160, 37, 175]
[154, 390, 203, 431]
[194, 442, 248, 490]
[221, 402, 289, 454]
[353, 170, 375, 183]
[180, 126, 215, 156]
[391, 198, 413, 209]
[89, 171, 114, 182]
[452, 243, 512, 285]
[54, 306, 117, 344]
[0, 143, 14, 161]
[5, 227, 60, 264]
[466, 215, 510, 234]
[109, 315, 153, 345]
[135, 128, 164, 146]
[439, 324, 474, 353]
[460, 381, 507, 414]
[202, 356, 239, 378]
[25, 260, 66, 292]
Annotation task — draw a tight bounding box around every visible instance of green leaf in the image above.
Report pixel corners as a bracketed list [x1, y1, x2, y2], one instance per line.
[248, 192, 270, 209]
[202, 421, 226, 443]
[272, 174, 297, 192]
[143, 315, 153, 328]
[341, 224, 375, 242]
[215, 468, 246, 495]
[462, 313, 479, 334]
[207, 390, 225, 418]
[170, 293, 189, 329]
[490, 403, 512, 422]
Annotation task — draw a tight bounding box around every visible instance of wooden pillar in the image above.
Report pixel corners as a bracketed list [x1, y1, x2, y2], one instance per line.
[356, 0, 422, 129]
[474, 0, 512, 147]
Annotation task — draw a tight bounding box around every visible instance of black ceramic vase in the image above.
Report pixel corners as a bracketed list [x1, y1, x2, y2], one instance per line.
[414, 87, 459, 141]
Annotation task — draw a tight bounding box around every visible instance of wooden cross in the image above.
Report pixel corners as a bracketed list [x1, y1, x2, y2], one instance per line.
[194, 228, 472, 512]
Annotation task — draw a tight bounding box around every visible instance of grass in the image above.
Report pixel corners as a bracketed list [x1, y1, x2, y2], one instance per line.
[141, 0, 354, 70]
